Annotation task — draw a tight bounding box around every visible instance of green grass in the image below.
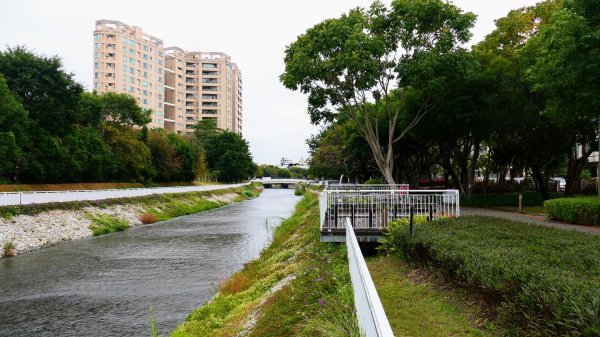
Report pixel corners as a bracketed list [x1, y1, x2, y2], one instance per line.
[382, 215, 600, 336]
[88, 213, 130, 236]
[368, 256, 498, 337]
[170, 192, 361, 337]
[495, 205, 546, 214]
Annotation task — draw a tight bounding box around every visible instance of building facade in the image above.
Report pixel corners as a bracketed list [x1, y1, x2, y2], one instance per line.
[93, 20, 242, 134]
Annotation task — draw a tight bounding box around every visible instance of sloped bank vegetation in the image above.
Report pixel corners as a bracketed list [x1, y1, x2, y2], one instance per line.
[171, 192, 361, 337]
[0, 184, 262, 257]
[379, 216, 600, 336]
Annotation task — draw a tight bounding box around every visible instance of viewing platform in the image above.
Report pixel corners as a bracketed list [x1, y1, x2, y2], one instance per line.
[320, 184, 460, 242]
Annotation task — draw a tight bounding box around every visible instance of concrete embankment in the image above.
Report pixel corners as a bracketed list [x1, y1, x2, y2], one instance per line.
[0, 184, 261, 257]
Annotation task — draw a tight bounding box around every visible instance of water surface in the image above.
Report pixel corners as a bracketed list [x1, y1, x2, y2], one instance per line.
[0, 189, 299, 336]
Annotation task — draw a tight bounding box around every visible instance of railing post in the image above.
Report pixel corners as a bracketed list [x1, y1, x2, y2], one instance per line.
[428, 204, 433, 221]
[334, 203, 338, 228]
[368, 203, 373, 228]
[409, 206, 414, 235]
[351, 203, 355, 225]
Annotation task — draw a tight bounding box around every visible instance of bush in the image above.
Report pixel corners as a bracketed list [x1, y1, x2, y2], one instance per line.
[294, 182, 306, 196]
[545, 197, 600, 226]
[138, 212, 159, 224]
[88, 213, 130, 236]
[364, 178, 383, 185]
[461, 191, 562, 208]
[380, 216, 600, 336]
[3, 241, 15, 257]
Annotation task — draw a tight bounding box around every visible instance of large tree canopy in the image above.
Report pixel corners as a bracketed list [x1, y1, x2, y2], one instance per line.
[281, 0, 475, 184]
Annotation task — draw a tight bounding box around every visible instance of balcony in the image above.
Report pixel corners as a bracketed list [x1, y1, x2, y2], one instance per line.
[185, 86, 195, 92]
[202, 63, 218, 69]
[202, 94, 218, 100]
[186, 94, 195, 99]
[202, 71, 219, 76]
[202, 78, 218, 84]
[202, 102, 218, 107]
[186, 70, 195, 75]
[202, 86, 218, 92]
[202, 109, 218, 115]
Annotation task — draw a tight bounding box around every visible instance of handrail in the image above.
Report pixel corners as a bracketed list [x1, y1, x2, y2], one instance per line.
[346, 218, 394, 337]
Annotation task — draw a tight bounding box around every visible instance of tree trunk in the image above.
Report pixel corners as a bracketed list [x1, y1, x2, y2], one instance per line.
[467, 141, 480, 199]
[565, 144, 593, 196]
[532, 168, 549, 200]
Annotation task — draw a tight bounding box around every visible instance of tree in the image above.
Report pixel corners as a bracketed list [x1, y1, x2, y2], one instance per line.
[80, 91, 151, 127]
[205, 132, 255, 183]
[281, 0, 475, 184]
[525, 0, 600, 195]
[0, 74, 27, 181]
[0, 46, 82, 137]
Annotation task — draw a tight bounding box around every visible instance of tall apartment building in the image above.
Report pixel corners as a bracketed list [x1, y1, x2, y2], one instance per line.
[93, 20, 243, 134]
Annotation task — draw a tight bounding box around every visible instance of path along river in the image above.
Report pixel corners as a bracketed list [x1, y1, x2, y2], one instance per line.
[0, 189, 300, 337]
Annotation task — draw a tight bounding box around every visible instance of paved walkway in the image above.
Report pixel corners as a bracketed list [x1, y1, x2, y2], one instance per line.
[461, 207, 600, 236]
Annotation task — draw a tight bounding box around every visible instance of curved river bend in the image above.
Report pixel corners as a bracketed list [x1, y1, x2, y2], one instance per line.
[0, 189, 300, 337]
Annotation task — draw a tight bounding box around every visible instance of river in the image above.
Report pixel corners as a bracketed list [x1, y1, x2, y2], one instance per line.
[0, 189, 300, 336]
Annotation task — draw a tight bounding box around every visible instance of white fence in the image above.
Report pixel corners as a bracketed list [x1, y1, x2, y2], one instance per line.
[320, 187, 460, 230]
[346, 218, 394, 337]
[0, 183, 248, 207]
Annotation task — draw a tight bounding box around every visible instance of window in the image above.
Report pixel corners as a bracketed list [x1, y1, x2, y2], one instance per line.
[123, 56, 127, 62]
[95, 34, 101, 40]
[142, 62, 148, 69]
[128, 86, 135, 92]
[129, 57, 134, 64]
[129, 77, 134, 83]
[94, 72, 99, 79]
[122, 65, 127, 72]
[95, 62, 100, 69]
[129, 49, 135, 55]
[143, 45, 149, 51]
[95, 43, 100, 49]
[95, 52, 100, 59]
[143, 54, 148, 60]
[202, 63, 218, 69]
[94, 83, 99, 89]
[142, 81, 148, 87]
[122, 75, 127, 81]
[143, 71, 148, 78]
[158, 59, 163, 65]
[142, 90, 148, 96]
[129, 67, 134, 74]
[143, 99, 148, 105]
[157, 67, 162, 74]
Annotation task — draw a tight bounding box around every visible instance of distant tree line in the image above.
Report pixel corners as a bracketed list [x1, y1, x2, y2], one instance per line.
[254, 165, 307, 179]
[0, 47, 255, 184]
[285, 0, 599, 200]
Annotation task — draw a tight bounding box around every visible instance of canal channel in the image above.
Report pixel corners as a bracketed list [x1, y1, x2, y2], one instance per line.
[0, 189, 300, 336]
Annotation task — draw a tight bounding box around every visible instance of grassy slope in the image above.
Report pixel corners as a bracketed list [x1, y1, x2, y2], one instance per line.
[368, 256, 498, 337]
[0, 184, 260, 219]
[171, 192, 361, 337]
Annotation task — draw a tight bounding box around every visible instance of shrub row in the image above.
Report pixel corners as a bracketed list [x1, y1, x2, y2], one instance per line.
[460, 191, 562, 208]
[545, 197, 600, 226]
[380, 216, 600, 336]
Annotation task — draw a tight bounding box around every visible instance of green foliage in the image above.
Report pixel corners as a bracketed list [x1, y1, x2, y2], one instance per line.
[544, 197, 600, 226]
[382, 215, 600, 336]
[364, 178, 383, 185]
[294, 182, 306, 196]
[378, 216, 427, 256]
[88, 213, 129, 236]
[460, 192, 547, 208]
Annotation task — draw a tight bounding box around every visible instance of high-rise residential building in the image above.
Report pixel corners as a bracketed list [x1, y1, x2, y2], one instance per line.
[93, 20, 243, 134]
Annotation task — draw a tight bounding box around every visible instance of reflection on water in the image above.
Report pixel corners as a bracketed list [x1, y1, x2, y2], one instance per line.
[0, 189, 299, 337]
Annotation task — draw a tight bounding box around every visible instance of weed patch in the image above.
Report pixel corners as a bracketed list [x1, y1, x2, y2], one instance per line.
[88, 213, 129, 236]
[2, 241, 15, 257]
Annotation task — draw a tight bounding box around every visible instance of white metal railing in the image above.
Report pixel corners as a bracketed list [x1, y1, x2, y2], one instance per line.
[324, 184, 409, 192]
[346, 218, 394, 337]
[320, 187, 460, 230]
[0, 183, 248, 206]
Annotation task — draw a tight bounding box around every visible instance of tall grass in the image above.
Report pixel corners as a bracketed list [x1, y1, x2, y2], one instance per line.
[88, 213, 129, 236]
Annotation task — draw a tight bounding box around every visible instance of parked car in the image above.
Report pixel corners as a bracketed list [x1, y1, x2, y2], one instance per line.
[550, 177, 566, 191]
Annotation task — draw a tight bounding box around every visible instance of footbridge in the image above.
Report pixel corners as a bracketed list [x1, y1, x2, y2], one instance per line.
[253, 178, 308, 189]
[320, 184, 460, 242]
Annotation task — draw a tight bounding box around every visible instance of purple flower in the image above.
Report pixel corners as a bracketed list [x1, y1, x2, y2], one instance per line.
[318, 298, 326, 306]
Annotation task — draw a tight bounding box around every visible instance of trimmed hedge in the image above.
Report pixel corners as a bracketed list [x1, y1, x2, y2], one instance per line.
[461, 191, 562, 208]
[380, 216, 600, 336]
[545, 197, 600, 226]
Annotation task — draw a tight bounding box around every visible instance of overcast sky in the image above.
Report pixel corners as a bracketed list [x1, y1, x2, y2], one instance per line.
[0, 0, 541, 165]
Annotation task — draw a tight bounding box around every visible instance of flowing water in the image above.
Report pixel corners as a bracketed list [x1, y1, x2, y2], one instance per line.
[0, 189, 300, 337]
